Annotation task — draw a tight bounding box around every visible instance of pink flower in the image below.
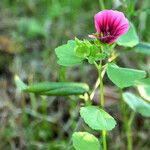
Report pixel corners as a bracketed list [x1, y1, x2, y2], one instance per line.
[93, 10, 129, 44]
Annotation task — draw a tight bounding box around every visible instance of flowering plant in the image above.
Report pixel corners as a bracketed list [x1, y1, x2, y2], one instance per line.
[16, 9, 150, 150]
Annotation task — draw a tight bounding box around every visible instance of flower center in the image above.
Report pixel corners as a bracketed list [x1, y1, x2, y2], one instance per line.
[99, 30, 115, 43]
[100, 31, 110, 38]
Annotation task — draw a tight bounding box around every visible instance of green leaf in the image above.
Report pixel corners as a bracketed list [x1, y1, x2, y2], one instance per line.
[123, 92, 150, 117]
[80, 106, 116, 131]
[14, 75, 27, 91]
[137, 85, 150, 102]
[23, 82, 89, 96]
[89, 44, 100, 57]
[75, 38, 91, 58]
[134, 78, 150, 86]
[116, 22, 139, 47]
[106, 63, 146, 88]
[88, 45, 106, 64]
[55, 40, 83, 66]
[88, 53, 106, 64]
[75, 38, 106, 64]
[72, 132, 100, 150]
[133, 42, 150, 55]
[135, 78, 150, 102]
[88, 56, 95, 64]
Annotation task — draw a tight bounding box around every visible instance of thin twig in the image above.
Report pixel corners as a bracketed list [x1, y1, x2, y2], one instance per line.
[90, 68, 106, 100]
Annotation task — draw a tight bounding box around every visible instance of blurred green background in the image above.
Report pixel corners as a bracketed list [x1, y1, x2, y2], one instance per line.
[0, 0, 150, 149]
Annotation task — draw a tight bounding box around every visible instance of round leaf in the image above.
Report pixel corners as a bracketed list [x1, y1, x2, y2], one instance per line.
[116, 22, 139, 47]
[106, 63, 146, 89]
[55, 40, 83, 66]
[137, 85, 150, 102]
[80, 106, 116, 131]
[135, 78, 150, 101]
[133, 42, 150, 55]
[123, 92, 150, 117]
[72, 132, 100, 150]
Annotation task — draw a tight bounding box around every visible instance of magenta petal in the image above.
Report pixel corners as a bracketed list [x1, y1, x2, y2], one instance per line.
[94, 13, 102, 33]
[94, 10, 129, 44]
[94, 10, 110, 33]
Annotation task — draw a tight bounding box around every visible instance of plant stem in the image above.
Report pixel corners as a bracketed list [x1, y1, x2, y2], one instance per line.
[127, 120, 132, 150]
[28, 74, 37, 111]
[119, 89, 133, 150]
[41, 96, 47, 114]
[99, 0, 105, 10]
[94, 61, 107, 150]
[99, 60, 107, 150]
[90, 68, 106, 100]
[59, 66, 66, 81]
[99, 60, 104, 108]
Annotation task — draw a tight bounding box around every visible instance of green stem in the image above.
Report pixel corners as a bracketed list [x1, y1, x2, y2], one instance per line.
[99, 60, 105, 108]
[119, 89, 133, 150]
[30, 93, 37, 111]
[28, 75, 37, 111]
[59, 66, 66, 81]
[127, 121, 132, 150]
[99, 61, 107, 150]
[99, 0, 105, 10]
[41, 96, 47, 114]
[94, 61, 107, 150]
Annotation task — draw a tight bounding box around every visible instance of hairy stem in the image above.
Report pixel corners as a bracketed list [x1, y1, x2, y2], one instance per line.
[119, 89, 133, 150]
